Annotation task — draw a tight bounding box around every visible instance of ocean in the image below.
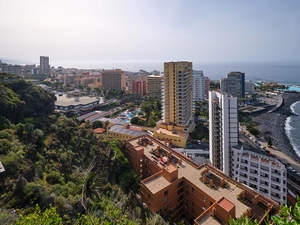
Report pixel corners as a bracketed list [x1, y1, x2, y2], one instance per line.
[285, 101, 300, 158]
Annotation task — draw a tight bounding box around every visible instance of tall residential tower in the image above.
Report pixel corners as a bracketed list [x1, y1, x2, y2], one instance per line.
[40, 56, 50, 75]
[209, 90, 238, 176]
[192, 70, 205, 102]
[162, 61, 193, 129]
[220, 71, 245, 97]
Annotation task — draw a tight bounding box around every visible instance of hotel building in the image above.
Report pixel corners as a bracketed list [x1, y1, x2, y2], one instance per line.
[220, 72, 245, 97]
[101, 69, 126, 90]
[125, 135, 279, 224]
[162, 62, 193, 128]
[153, 62, 194, 148]
[232, 145, 287, 205]
[146, 74, 162, 99]
[209, 91, 238, 176]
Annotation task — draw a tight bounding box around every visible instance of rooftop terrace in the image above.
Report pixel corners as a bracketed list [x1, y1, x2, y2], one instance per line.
[126, 135, 280, 224]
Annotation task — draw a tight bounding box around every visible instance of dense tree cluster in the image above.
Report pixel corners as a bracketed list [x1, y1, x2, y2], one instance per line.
[0, 81, 145, 224]
[0, 79, 56, 123]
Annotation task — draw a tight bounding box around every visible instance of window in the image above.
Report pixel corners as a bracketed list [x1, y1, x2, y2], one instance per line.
[178, 181, 183, 188]
[177, 188, 183, 195]
[164, 190, 168, 196]
[192, 187, 194, 193]
[164, 197, 168, 203]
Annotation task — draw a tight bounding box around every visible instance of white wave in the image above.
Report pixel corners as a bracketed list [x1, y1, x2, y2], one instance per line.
[285, 115, 300, 158]
[285, 116, 294, 136]
[290, 101, 300, 115]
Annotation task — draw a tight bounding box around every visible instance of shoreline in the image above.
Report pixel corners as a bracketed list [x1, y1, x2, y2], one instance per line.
[252, 93, 300, 163]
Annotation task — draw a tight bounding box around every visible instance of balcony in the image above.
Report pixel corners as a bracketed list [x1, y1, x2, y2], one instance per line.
[260, 166, 269, 172]
[271, 178, 281, 184]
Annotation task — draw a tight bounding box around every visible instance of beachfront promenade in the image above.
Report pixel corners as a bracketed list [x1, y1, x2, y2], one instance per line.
[241, 93, 300, 173]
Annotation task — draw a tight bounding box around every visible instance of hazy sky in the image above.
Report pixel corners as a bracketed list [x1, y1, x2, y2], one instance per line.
[1, 0, 300, 68]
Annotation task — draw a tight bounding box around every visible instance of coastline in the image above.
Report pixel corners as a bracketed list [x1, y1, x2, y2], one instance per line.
[252, 93, 300, 162]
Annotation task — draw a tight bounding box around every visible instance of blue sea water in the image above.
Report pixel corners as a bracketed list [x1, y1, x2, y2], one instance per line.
[285, 101, 300, 158]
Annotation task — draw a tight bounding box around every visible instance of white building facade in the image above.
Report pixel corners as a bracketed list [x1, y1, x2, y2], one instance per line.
[232, 146, 287, 205]
[209, 91, 238, 176]
[193, 70, 205, 102]
[245, 81, 255, 94]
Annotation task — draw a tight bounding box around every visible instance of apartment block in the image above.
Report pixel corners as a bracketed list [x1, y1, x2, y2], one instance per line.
[162, 62, 193, 128]
[132, 80, 146, 96]
[204, 77, 210, 98]
[209, 91, 238, 176]
[0, 61, 22, 75]
[193, 70, 205, 102]
[40, 56, 50, 75]
[232, 146, 287, 205]
[221, 71, 245, 97]
[74, 76, 99, 86]
[245, 81, 255, 94]
[146, 74, 162, 99]
[125, 135, 279, 224]
[101, 69, 126, 90]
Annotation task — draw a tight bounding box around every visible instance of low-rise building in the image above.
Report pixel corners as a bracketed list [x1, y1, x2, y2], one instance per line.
[55, 94, 102, 115]
[125, 135, 280, 224]
[232, 145, 287, 205]
[107, 124, 147, 140]
[153, 122, 189, 148]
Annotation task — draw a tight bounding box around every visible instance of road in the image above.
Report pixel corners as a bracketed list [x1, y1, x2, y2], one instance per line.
[239, 125, 300, 173]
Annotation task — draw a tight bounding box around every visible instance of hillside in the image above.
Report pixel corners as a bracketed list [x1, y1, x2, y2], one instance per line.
[0, 79, 159, 224]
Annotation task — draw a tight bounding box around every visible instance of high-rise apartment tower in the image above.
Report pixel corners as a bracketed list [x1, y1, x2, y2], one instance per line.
[162, 62, 193, 128]
[192, 70, 205, 102]
[221, 71, 245, 97]
[101, 69, 126, 90]
[209, 91, 238, 176]
[40, 56, 50, 73]
[146, 74, 162, 99]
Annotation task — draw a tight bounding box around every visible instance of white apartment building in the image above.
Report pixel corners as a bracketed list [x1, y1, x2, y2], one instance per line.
[209, 91, 238, 176]
[192, 70, 205, 102]
[162, 62, 193, 129]
[245, 81, 255, 94]
[232, 145, 287, 205]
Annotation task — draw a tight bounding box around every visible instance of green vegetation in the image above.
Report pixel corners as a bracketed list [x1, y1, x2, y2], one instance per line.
[258, 83, 287, 92]
[129, 99, 161, 128]
[246, 124, 260, 136]
[210, 81, 220, 90]
[267, 136, 273, 147]
[230, 197, 300, 225]
[0, 78, 148, 224]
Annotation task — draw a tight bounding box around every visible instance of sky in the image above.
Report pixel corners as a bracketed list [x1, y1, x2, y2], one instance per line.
[0, 0, 300, 69]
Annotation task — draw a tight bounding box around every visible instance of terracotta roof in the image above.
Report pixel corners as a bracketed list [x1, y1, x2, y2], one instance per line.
[93, 128, 106, 134]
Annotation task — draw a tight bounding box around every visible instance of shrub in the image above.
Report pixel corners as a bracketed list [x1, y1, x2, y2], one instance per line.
[46, 171, 65, 185]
